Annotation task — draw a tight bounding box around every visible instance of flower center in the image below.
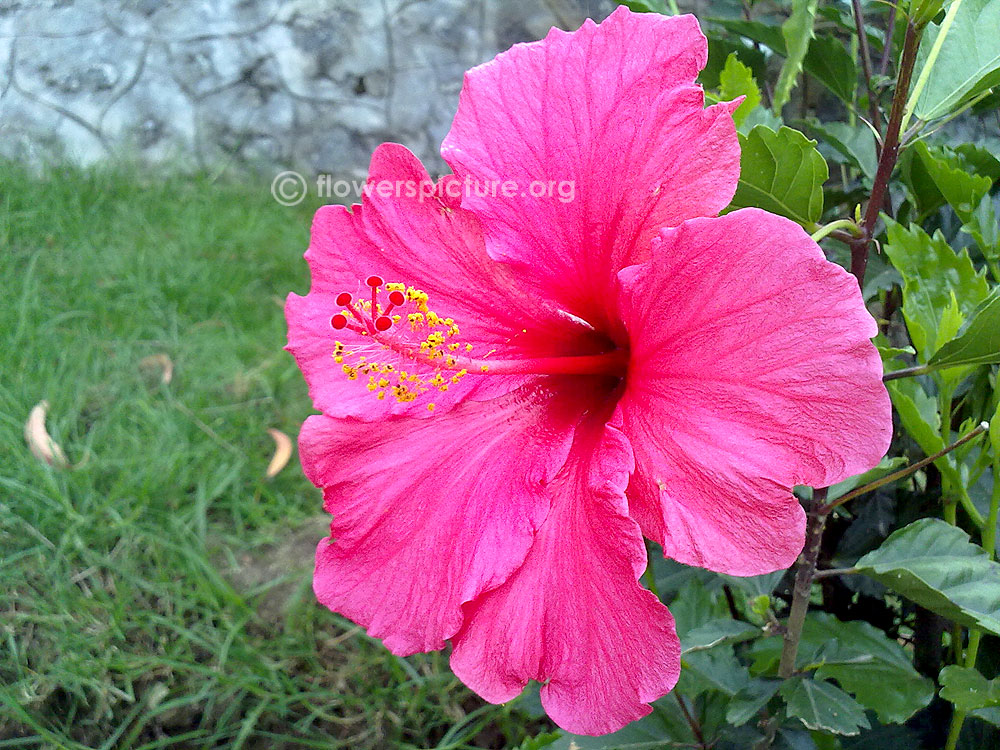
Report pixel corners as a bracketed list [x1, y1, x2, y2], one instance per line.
[329, 276, 627, 409]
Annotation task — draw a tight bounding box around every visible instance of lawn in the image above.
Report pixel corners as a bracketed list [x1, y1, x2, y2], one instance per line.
[0, 163, 538, 749]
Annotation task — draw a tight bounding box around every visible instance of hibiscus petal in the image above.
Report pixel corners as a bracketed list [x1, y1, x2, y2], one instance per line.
[441, 7, 739, 328]
[616, 209, 892, 575]
[303, 379, 597, 656]
[450, 412, 680, 736]
[286, 145, 604, 419]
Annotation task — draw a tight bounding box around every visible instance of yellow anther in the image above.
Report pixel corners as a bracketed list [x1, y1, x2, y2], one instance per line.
[480, 365, 489, 372]
[427, 403, 436, 412]
[331, 279, 482, 408]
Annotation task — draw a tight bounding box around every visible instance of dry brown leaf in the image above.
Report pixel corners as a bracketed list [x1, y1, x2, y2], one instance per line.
[266, 428, 293, 479]
[139, 353, 173, 385]
[25, 400, 69, 469]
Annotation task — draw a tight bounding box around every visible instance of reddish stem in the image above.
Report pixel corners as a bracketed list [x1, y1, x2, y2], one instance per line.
[848, 21, 922, 286]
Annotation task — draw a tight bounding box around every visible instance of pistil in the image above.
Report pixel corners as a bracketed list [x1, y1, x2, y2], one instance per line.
[329, 276, 627, 407]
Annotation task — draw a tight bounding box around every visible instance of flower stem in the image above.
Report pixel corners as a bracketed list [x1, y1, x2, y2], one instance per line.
[674, 693, 706, 748]
[821, 423, 988, 513]
[778, 16, 927, 683]
[851, 0, 882, 134]
[811, 219, 862, 244]
[901, 0, 965, 135]
[883, 363, 936, 381]
[878, 3, 898, 77]
[940, 383, 957, 525]
[778, 487, 828, 678]
[848, 19, 923, 285]
[945, 425, 999, 750]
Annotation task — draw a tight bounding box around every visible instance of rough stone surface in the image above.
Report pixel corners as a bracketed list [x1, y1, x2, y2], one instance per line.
[0, 0, 614, 176]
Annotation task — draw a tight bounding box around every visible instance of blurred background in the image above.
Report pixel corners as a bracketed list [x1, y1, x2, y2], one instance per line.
[1, 0, 615, 176]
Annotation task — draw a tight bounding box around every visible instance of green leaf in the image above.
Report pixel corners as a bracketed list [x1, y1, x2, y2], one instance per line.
[713, 18, 860, 105]
[913, 0, 1000, 121]
[882, 219, 990, 360]
[887, 377, 946, 457]
[721, 570, 785, 597]
[900, 145, 947, 220]
[718, 53, 762, 127]
[955, 143, 1000, 182]
[738, 105, 784, 135]
[681, 646, 752, 698]
[855, 518, 1000, 635]
[912, 0, 949, 27]
[517, 732, 561, 750]
[681, 619, 761, 654]
[773, 0, 819, 112]
[802, 34, 859, 103]
[972, 706, 1000, 727]
[779, 676, 870, 735]
[929, 288, 1000, 368]
[727, 679, 781, 726]
[619, 0, 672, 13]
[728, 125, 828, 225]
[910, 142, 994, 223]
[712, 18, 788, 54]
[550, 695, 695, 749]
[750, 613, 934, 723]
[668, 579, 728, 639]
[962, 194, 1000, 260]
[939, 665, 1000, 711]
[813, 121, 878, 181]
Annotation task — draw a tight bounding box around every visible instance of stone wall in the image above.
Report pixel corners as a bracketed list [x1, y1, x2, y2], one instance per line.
[0, 0, 614, 176]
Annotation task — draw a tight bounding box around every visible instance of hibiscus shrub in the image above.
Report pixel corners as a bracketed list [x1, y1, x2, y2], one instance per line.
[285, 2, 1000, 749]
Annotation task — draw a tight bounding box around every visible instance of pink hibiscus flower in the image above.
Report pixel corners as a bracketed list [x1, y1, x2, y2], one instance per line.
[285, 7, 891, 736]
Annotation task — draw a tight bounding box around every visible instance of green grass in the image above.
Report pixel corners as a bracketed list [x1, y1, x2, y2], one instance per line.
[0, 162, 539, 749]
